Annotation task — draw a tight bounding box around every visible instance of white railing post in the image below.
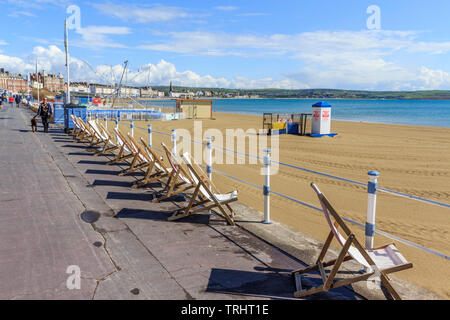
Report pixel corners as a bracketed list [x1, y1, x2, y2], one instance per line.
[366, 171, 380, 249]
[206, 136, 213, 183]
[172, 129, 177, 155]
[115, 116, 119, 130]
[263, 148, 272, 224]
[104, 116, 107, 129]
[130, 120, 134, 137]
[148, 124, 152, 148]
[95, 113, 98, 123]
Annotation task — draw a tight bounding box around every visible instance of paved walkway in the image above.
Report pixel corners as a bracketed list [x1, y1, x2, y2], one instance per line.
[0, 104, 361, 300]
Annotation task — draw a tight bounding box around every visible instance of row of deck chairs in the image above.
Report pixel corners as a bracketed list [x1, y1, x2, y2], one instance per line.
[68, 115, 413, 300]
[69, 115, 237, 226]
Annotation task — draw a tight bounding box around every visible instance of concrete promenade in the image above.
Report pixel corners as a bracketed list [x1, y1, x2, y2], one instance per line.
[0, 103, 436, 300]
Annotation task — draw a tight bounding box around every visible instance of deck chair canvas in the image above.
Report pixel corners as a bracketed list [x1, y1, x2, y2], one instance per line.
[292, 183, 413, 300]
[87, 120, 109, 148]
[106, 128, 134, 166]
[170, 152, 237, 226]
[69, 115, 82, 137]
[129, 138, 173, 189]
[71, 116, 91, 142]
[114, 132, 154, 177]
[93, 122, 119, 156]
[75, 117, 96, 144]
[149, 142, 195, 202]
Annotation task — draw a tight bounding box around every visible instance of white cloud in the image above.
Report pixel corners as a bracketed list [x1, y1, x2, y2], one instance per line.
[138, 29, 450, 90]
[74, 26, 132, 49]
[8, 10, 37, 18]
[1, 41, 450, 91]
[93, 3, 189, 23]
[214, 6, 239, 11]
[5, 0, 71, 9]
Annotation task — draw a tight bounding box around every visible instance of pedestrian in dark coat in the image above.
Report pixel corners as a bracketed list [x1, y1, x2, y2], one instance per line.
[37, 97, 53, 133]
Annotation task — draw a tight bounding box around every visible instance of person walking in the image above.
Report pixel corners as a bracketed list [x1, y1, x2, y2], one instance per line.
[15, 95, 21, 107]
[9, 96, 14, 106]
[37, 97, 53, 133]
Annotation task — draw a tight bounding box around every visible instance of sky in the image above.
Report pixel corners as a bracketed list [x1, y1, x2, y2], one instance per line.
[1, 0, 450, 90]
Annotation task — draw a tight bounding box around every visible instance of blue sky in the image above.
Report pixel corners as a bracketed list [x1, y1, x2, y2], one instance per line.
[1, 0, 450, 90]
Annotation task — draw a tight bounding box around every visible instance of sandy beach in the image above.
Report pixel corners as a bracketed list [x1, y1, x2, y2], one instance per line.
[112, 112, 450, 298]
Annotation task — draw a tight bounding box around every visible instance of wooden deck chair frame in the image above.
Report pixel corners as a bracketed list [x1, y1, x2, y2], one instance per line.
[106, 128, 135, 165]
[130, 138, 172, 189]
[121, 133, 160, 177]
[291, 183, 413, 300]
[93, 122, 119, 156]
[170, 152, 237, 226]
[71, 116, 90, 142]
[75, 117, 96, 144]
[150, 142, 195, 202]
[87, 119, 108, 148]
[69, 115, 82, 137]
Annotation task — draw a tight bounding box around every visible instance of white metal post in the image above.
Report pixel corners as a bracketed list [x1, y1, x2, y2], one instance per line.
[148, 124, 152, 148]
[115, 116, 119, 130]
[95, 113, 98, 123]
[130, 120, 134, 137]
[104, 116, 107, 129]
[172, 129, 177, 155]
[263, 149, 272, 224]
[366, 171, 380, 249]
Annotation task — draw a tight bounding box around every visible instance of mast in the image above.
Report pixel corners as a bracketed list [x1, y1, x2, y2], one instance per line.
[112, 60, 128, 109]
[64, 19, 71, 104]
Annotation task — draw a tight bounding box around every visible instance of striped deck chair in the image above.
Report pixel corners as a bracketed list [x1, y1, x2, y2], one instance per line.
[149, 142, 195, 202]
[69, 115, 82, 138]
[87, 119, 109, 148]
[74, 117, 95, 143]
[106, 128, 134, 165]
[169, 152, 237, 226]
[130, 137, 173, 189]
[70, 115, 85, 140]
[120, 132, 158, 177]
[292, 183, 413, 300]
[93, 122, 118, 156]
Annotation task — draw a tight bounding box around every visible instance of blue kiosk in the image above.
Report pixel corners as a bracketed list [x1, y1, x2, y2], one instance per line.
[308, 101, 338, 138]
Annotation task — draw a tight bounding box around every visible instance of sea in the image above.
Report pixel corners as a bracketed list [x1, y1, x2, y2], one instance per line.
[142, 99, 450, 128]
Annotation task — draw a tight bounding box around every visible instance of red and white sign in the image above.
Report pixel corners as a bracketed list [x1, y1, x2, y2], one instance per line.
[313, 110, 321, 120]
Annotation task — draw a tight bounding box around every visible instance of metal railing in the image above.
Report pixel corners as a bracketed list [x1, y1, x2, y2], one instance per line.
[109, 120, 450, 261]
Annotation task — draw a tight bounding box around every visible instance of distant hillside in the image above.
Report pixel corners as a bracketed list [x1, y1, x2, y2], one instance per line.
[152, 86, 450, 100]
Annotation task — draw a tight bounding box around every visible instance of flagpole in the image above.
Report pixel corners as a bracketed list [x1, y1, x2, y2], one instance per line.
[36, 59, 40, 103]
[64, 19, 71, 104]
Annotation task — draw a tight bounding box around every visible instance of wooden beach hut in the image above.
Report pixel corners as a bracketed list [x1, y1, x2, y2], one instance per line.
[175, 99, 213, 119]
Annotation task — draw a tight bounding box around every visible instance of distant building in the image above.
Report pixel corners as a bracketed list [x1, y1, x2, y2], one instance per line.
[90, 83, 115, 97]
[70, 82, 90, 94]
[29, 71, 64, 92]
[43, 72, 64, 92]
[0, 69, 28, 93]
